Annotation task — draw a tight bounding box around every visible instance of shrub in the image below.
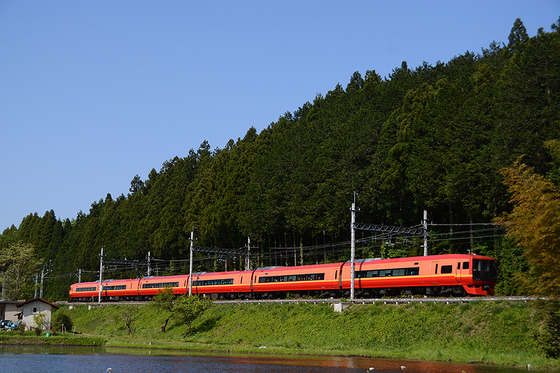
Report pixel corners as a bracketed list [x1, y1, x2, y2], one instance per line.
[51, 311, 74, 333]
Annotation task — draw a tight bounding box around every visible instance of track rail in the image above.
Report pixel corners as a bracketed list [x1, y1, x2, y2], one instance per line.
[58, 296, 547, 307]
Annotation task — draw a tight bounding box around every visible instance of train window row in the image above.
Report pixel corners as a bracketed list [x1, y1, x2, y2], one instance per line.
[258, 273, 325, 283]
[356, 267, 419, 278]
[104, 285, 127, 290]
[193, 279, 234, 286]
[76, 287, 97, 292]
[142, 282, 179, 289]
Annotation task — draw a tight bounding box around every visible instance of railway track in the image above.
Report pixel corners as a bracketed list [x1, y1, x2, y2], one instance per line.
[58, 295, 547, 307]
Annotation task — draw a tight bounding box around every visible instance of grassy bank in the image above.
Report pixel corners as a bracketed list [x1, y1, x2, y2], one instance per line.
[0, 333, 105, 346]
[41, 301, 560, 369]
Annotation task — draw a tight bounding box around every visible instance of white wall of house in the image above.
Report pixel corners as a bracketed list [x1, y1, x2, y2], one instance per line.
[19, 301, 54, 330]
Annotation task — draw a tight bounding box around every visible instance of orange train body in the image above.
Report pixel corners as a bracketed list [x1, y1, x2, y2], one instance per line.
[69, 253, 497, 301]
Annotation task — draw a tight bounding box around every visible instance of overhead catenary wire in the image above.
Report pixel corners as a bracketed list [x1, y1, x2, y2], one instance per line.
[37, 219, 508, 288]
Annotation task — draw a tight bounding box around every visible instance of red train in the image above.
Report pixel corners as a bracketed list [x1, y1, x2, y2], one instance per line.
[69, 253, 497, 301]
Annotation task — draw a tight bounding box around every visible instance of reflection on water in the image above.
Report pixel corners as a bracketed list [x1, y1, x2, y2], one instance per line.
[0, 345, 535, 373]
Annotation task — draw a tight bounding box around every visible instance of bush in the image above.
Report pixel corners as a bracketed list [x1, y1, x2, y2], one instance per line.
[51, 311, 74, 333]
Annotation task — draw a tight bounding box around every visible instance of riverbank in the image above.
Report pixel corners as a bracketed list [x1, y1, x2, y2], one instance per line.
[10, 300, 560, 370]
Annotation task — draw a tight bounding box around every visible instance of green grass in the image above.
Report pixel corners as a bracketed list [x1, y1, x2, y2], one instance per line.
[0, 333, 105, 346]
[57, 300, 559, 370]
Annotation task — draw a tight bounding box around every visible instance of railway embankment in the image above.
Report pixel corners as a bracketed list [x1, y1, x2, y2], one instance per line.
[6, 299, 560, 369]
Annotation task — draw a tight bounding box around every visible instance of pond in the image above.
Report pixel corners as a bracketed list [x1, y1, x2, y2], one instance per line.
[0, 345, 535, 373]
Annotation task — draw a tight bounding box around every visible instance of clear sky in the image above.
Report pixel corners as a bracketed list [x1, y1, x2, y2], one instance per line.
[0, 1, 558, 231]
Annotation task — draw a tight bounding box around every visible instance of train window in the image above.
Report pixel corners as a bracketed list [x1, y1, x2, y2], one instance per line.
[335, 270, 337, 280]
[193, 279, 233, 286]
[457, 262, 461, 270]
[405, 268, 419, 275]
[473, 259, 497, 281]
[435, 264, 438, 274]
[142, 282, 179, 289]
[441, 265, 453, 274]
[356, 267, 418, 278]
[104, 285, 126, 290]
[463, 261, 469, 270]
[76, 287, 97, 292]
[259, 273, 324, 283]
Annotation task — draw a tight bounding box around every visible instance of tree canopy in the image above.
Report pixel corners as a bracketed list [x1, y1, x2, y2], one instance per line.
[498, 140, 560, 296]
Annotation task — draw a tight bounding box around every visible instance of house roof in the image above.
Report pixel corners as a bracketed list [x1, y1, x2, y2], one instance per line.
[16, 298, 59, 309]
[0, 300, 21, 305]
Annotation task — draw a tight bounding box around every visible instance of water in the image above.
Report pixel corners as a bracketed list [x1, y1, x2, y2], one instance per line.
[0, 346, 535, 373]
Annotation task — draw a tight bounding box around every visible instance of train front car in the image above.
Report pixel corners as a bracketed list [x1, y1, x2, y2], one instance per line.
[138, 274, 190, 300]
[69, 281, 99, 302]
[192, 271, 252, 299]
[341, 254, 497, 297]
[466, 255, 497, 295]
[252, 263, 343, 299]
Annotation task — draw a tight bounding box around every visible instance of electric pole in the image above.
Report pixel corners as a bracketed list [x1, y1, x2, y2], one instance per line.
[423, 210, 428, 256]
[245, 237, 251, 271]
[189, 228, 194, 296]
[98, 247, 104, 304]
[350, 193, 357, 301]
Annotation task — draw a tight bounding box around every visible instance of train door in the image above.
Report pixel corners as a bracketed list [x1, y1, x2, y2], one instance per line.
[456, 262, 462, 283]
[430, 261, 439, 285]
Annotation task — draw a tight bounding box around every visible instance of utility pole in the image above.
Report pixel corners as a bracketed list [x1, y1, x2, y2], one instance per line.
[245, 237, 251, 271]
[98, 247, 104, 304]
[423, 210, 428, 256]
[189, 228, 194, 296]
[40, 268, 45, 299]
[350, 193, 357, 301]
[34, 273, 38, 298]
[39, 260, 52, 299]
[147, 251, 151, 276]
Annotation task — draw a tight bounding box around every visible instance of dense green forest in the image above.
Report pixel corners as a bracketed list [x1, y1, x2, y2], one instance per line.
[1, 18, 559, 301]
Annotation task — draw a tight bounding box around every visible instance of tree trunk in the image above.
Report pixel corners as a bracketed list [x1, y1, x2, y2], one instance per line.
[161, 318, 169, 333]
[182, 322, 193, 339]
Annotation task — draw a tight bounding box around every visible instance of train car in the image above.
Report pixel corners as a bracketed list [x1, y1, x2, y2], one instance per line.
[101, 278, 142, 301]
[340, 254, 497, 297]
[252, 263, 344, 298]
[192, 270, 253, 299]
[69, 281, 100, 302]
[138, 274, 190, 299]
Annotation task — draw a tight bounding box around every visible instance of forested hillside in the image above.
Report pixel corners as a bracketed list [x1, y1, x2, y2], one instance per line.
[2, 18, 559, 301]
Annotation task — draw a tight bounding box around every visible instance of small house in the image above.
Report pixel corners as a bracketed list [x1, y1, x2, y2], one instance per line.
[0, 300, 22, 324]
[17, 298, 59, 330]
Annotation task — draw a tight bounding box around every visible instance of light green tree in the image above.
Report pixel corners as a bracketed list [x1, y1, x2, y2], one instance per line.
[0, 242, 41, 300]
[151, 287, 174, 333]
[172, 295, 212, 338]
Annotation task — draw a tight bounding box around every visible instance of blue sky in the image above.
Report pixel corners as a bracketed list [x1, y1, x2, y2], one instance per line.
[1, 1, 558, 231]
